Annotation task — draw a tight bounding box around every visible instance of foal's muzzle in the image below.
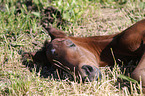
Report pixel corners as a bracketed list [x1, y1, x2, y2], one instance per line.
[81, 65, 102, 82]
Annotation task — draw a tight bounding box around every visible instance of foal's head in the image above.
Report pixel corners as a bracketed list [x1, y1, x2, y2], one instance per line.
[45, 27, 102, 81]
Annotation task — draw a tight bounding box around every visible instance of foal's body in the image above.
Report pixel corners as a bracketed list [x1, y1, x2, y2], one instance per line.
[23, 19, 145, 92]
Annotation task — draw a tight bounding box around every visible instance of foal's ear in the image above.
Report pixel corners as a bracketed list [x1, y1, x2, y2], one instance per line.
[44, 40, 50, 47]
[45, 27, 66, 40]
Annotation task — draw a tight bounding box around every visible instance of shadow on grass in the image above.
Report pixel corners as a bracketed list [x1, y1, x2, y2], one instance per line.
[20, 49, 74, 81]
[115, 63, 142, 94]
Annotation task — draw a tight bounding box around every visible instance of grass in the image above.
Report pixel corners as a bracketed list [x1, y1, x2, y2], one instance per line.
[0, 0, 145, 95]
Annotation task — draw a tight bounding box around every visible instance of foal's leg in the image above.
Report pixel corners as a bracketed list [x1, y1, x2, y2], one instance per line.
[131, 52, 145, 93]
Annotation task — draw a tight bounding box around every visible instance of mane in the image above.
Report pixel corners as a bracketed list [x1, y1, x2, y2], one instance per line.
[69, 33, 118, 42]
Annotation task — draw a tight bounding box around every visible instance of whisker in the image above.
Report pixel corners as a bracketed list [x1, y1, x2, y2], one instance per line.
[53, 60, 73, 76]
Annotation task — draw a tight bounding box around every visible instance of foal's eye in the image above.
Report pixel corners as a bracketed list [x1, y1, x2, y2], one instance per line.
[65, 39, 76, 47]
[69, 43, 76, 47]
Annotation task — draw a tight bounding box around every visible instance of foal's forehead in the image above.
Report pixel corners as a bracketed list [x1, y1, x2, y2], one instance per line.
[51, 38, 66, 43]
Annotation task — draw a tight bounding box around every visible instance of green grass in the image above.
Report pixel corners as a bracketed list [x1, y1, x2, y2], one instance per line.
[0, 0, 145, 95]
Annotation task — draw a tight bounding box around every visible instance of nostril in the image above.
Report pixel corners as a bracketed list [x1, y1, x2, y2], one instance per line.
[81, 65, 94, 75]
[81, 65, 102, 82]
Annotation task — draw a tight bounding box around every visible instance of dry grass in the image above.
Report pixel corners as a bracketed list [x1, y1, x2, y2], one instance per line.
[0, 0, 145, 95]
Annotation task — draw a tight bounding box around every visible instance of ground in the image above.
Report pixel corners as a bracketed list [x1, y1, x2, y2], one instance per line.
[0, 0, 145, 95]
